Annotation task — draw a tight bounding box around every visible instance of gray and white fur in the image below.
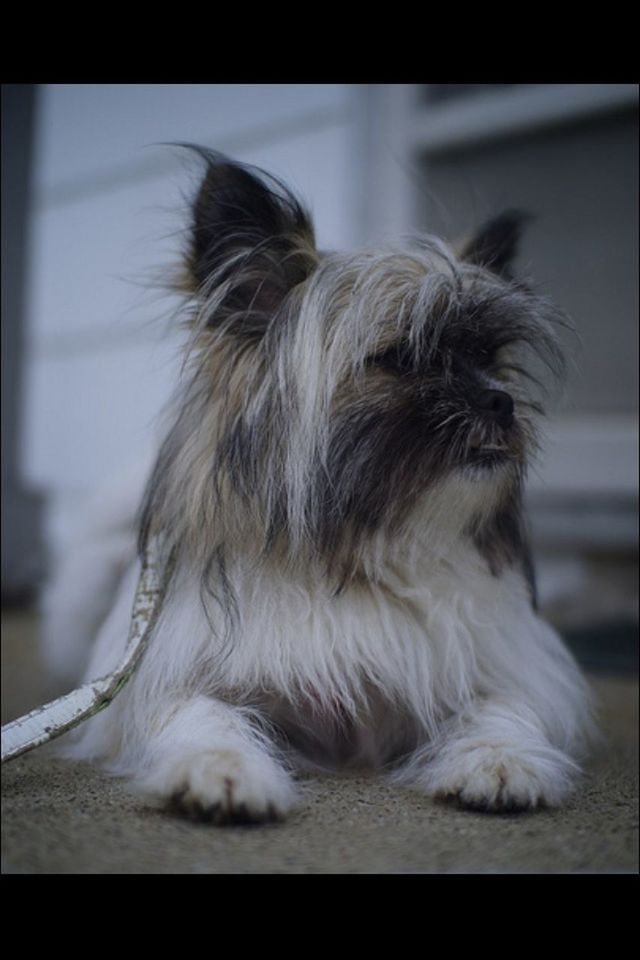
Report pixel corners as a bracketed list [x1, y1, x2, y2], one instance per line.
[44, 149, 594, 821]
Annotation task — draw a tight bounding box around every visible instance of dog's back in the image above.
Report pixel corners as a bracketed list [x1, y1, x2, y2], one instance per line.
[41, 451, 154, 689]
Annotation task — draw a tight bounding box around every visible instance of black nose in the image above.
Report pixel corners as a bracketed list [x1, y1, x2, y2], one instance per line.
[475, 389, 514, 428]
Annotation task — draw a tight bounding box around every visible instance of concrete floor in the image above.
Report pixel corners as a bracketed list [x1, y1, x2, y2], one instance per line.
[2, 611, 638, 874]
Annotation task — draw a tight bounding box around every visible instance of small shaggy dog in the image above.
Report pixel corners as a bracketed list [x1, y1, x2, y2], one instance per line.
[44, 149, 593, 822]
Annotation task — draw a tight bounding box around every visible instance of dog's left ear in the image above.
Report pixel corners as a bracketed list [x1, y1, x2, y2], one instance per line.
[457, 210, 532, 280]
[180, 146, 318, 336]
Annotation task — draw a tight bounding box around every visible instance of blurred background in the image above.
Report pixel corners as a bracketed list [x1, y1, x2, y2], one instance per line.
[2, 83, 638, 707]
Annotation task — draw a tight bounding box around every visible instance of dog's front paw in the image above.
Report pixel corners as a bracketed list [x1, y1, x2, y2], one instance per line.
[141, 748, 297, 824]
[425, 740, 578, 812]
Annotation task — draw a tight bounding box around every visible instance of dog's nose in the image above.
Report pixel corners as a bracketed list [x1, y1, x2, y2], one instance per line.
[475, 389, 514, 428]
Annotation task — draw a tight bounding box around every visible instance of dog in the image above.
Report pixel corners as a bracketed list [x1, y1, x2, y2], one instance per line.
[43, 148, 594, 822]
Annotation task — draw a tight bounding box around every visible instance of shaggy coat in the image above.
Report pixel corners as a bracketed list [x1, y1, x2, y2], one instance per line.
[44, 150, 593, 820]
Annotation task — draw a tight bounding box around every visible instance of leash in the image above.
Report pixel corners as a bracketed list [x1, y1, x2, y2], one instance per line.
[1, 539, 173, 764]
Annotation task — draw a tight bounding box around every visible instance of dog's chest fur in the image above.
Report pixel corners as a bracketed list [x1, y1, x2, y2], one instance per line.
[182, 540, 528, 766]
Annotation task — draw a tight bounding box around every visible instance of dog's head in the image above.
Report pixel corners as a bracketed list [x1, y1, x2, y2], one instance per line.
[142, 149, 565, 587]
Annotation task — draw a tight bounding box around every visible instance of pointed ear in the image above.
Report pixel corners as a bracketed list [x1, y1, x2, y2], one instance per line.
[181, 147, 318, 335]
[457, 210, 532, 280]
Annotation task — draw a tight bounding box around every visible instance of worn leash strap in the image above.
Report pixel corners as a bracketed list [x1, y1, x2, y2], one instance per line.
[1, 539, 174, 764]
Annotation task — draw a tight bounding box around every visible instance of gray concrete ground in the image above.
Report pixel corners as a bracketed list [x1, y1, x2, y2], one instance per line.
[2, 611, 638, 874]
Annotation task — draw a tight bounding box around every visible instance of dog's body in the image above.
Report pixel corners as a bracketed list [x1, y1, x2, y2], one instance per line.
[44, 150, 593, 821]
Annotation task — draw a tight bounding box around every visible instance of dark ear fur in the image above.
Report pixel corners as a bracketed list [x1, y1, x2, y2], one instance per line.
[179, 145, 317, 335]
[459, 210, 532, 280]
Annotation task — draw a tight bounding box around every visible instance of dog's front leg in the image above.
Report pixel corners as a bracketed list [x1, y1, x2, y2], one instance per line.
[392, 698, 581, 812]
[136, 695, 298, 824]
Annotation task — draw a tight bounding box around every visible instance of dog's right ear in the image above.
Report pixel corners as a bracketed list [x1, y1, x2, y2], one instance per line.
[457, 210, 532, 281]
[179, 147, 318, 336]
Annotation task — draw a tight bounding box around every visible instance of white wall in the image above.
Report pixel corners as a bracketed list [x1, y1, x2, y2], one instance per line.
[21, 84, 359, 559]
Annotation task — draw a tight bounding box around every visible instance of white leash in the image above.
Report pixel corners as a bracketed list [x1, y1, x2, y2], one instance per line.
[1, 540, 173, 764]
